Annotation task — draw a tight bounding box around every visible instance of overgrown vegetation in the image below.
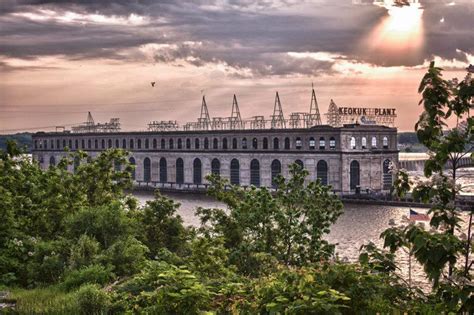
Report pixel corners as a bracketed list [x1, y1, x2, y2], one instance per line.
[0, 63, 472, 313]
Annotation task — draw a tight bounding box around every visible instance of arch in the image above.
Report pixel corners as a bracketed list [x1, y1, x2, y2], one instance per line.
[250, 159, 260, 187]
[223, 138, 228, 149]
[195, 138, 200, 149]
[263, 137, 268, 149]
[94, 139, 98, 149]
[153, 138, 157, 149]
[295, 137, 302, 149]
[252, 138, 258, 149]
[129, 157, 136, 180]
[309, 137, 316, 149]
[101, 139, 105, 149]
[81, 139, 85, 149]
[115, 139, 119, 148]
[383, 159, 392, 190]
[316, 160, 328, 185]
[232, 138, 238, 149]
[75, 139, 79, 149]
[57, 139, 61, 149]
[129, 139, 134, 149]
[88, 139, 92, 149]
[350, 160, 360, 190]
[230, 159, 240, 185]
[211, 158, 220, 175]
[137, 139, 142, 149]
[273, 137, 280, 149]
[143, 157, 151, 182]
[63, 139, 67, 148]
[107, 139, 111, 149]
[122, 139, 126, 149]
[242, 138, 247, 149]
[159, 158, 167, 183]
[319, 137, 325, 150]
[329, 137, 336, 149]
[271, 159, 282, 188]
[361, 137, 367, 149]
[161, 139, 166, 149]
[350, 137, 356, 149]
[193, 158, 202, 184]
[204, 138, 209, 149]
[371, 137, 377, 148]
[169, 138, 174, 149]
[145, 139, 149, 149]
[383, 136, 389, 149]
[186, 138, 191, 149]
[49, 156, 56, 167]
[284, 137, 290, 149]
[176, 158, 184, 184]
[178, 138, 183, 149]
[295, 159, 304, 170]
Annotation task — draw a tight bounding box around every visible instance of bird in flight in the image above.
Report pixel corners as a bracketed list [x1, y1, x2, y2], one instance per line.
[151, 82, 156, 87]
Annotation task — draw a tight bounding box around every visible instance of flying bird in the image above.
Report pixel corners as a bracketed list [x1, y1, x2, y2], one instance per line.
[151, 82, 156, 87]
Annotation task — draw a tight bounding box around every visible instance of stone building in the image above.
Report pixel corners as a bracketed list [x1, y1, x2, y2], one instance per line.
[31, 124, 398, 193]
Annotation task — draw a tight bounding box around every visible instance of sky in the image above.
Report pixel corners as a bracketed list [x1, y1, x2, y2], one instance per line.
[0, 0, 473, 133]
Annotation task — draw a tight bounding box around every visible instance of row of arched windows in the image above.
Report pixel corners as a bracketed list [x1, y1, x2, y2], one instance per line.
[35, 135, 340, 151]
[127, 157, 330, 187]
[350, 136, 389, 149]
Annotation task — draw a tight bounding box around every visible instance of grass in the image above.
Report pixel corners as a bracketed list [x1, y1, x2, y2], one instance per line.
[7, 286, 80, 315]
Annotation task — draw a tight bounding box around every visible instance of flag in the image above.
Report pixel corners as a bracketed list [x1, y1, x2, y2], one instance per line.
[409, 209, 430, 221]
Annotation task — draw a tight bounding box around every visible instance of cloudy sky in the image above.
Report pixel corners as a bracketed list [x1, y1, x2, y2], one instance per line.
[0, 0, 473, 133]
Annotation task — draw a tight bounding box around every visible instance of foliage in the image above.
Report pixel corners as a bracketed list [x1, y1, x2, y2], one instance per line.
[62, 264, 114, 291]
[8, 287, 79, 314]
[76, 284, 110, 315]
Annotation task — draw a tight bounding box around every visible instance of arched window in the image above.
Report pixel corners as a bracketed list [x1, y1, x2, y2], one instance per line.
[88, 139, 92, 149]
[271, 159, 282, 188]
[263, 137, 268, 149]
[361, 137, 367, 149]
[252, 138, 258, 149]
[176, 158, 184, 184]
[211, 158, 220, 175]
[75, 139, 79, 149]
[230, 159, 240, 185]
[169, 139, 174, 149]
[383, 136, 389, 149]
[250, 159, 260, 187]
[195, 138, 200, 149]
[350, 160, 360, 190]
[122, 139, 126, 149]
[371, 137, 377, 148]
[295, 137, 302, 149]
[178, 138, 183, 149]
[153, 139, 157, 149]
[34, 140, 38, 149]
[186, 138, 191, 149]
[143, 157, 151, 182]
[161, 139, 166, 149]
[273, 138, 280, 149]
[115, 139, 119, 148]
[101, 139, 105, 149]
[137, 139, 142, 149]
[63, 139, 67, 148]
[329, 137, 336, 149]
[129, 139, 134, 149]
[82, 139, 85, 149]
[295, 159, 304, 170]
[350, 137, 356, 149]
[74, 156, 80, 173]
[145, 139, 149, 149]
[309, 137, 316, 149]
[49, 156, 56, 167]
[319, 137, 325, 150]
[94, 139, 98, 149]
[107, 139, 112, 148]
[159, 158, 167, 183]
[284, 137, 290, 149]
[193, 158, 202, 184]
[57, 139, 60, 149]
[223, 138, 228, 149]
[316, 160, 328, 185]
[242, 138, 247, 149]
[204, 138, 209, 149]
[129, 157, 136, 180]
[232, 138, 238, 149]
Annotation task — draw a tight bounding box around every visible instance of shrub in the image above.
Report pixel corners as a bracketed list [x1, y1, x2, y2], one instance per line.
[62, 264, 114, 291]
[76, 284, 109, 315]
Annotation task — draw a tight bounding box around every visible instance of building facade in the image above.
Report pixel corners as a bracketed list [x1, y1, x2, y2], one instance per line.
[31, 124, 398, 193]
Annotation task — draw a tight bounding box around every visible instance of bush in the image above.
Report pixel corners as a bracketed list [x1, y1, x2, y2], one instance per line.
[62, 264, 114, 291]
[76, 284, 109, 315]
